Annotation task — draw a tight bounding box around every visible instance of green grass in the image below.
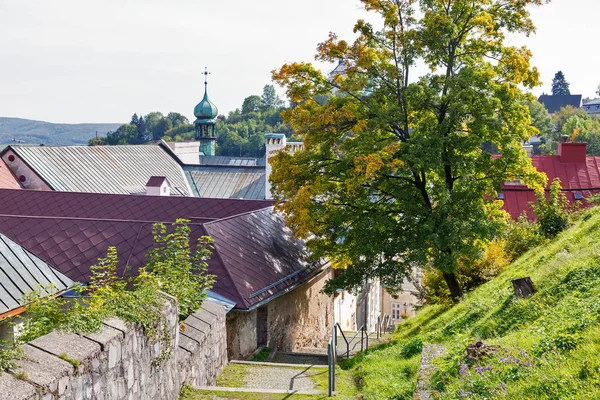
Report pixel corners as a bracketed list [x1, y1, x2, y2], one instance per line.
[392, 207, 600, 399]
[247, 347, 273, 362]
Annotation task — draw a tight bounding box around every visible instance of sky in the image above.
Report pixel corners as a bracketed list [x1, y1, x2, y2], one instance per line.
[0, 0, 598, 124]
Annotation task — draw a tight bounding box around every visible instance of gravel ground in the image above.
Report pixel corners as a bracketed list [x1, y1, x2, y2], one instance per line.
[242, 366, 322, 394]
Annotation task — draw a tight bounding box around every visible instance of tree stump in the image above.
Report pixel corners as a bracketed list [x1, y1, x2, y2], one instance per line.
[511, 277, 535, 298]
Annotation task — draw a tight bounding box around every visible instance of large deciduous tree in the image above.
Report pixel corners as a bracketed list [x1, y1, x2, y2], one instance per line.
[270, 0, 546, 302]
[551, 71, 570, 96]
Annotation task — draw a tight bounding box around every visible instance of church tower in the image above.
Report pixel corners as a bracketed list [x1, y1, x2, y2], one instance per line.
[194, 68, 218, 156]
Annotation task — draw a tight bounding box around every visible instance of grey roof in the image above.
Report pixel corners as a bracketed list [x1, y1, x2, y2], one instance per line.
[538, 94, 582, 114]
[583, 98, 600, 115]
[7, 145, 192, 195]
[185, 165, 265, 200]
[198, 156, 266, 167]
[0, 233, 73, 315]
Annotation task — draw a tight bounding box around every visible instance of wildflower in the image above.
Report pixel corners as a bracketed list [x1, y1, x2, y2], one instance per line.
[475, 366, 484, 374]
[459, 364, 468, 376]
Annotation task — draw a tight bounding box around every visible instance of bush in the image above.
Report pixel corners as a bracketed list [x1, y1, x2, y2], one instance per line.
[419, 239, 512, 305]
[532, 178, 571, 238]
[504, 215, 544, 258]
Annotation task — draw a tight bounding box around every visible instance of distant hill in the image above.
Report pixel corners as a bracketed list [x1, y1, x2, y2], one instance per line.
[0, 117, 122, 146]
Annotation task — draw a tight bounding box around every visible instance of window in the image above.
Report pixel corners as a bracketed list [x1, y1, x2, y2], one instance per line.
[392, 303, 402, 320]
[497, 192, 505, 200]
[574, 192, 583, 200]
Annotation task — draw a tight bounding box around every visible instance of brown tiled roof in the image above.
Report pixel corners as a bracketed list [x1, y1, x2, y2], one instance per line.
[0, 159, 20, 189]
[0, 189, 316, 310]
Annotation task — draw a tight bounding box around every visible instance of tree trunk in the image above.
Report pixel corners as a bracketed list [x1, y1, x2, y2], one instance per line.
[443, 272, 463, 304]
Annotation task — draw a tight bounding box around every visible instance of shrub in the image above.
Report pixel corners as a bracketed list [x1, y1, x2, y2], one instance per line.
[419, 239, 512, 305]
[503, 215, 544, 258]
[532, 178, 571, 238]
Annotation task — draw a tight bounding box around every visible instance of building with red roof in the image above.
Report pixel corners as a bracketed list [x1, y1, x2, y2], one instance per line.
[0, 189, 334, 358]
[500, 141, 600, 220]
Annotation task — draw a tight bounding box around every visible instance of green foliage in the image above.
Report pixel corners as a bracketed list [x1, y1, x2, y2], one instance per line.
[0, 341, 23, 373]
[551, 71, 571, 96]
[503, 215, 544, 259]
[532, 178, 571, 238]
[11, 220, 214, 366]
[537, 105, 600, 156]
[271, 0, 547, 302]
[143, 219, 215, 320]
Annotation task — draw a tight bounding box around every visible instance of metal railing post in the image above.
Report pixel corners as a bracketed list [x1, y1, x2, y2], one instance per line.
[360, 329, 364, 353]
[328, 341, 332, 397]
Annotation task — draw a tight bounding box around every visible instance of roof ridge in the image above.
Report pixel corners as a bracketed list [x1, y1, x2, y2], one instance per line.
[0, 213, 215, 224]
[202, 206, 274, 225]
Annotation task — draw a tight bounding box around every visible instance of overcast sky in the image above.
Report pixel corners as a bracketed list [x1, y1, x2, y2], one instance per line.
[0, 0, 598, 124]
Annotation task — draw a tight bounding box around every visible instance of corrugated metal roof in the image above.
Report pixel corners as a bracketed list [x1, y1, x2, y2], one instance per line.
[0, 158, 20, 189]
[198, 156, 266, 167]
[501, 154, 600, 219]
[0, 233, 73, 315]
[185, 166, 266, 200]
[10, 145, 191, 195]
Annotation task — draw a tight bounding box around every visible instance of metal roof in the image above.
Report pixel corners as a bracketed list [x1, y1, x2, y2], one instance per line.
[7, 145, 192, 195]
[0, 233, 73, 315]
[538, 94, 582, 114]
[185, 165, 266, 200]
[501, 154, 600, 220]
[0, 189, 319, 310]
[198, 156, 266, 167]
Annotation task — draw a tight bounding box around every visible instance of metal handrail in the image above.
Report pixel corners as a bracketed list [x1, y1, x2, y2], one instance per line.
[335, 323, 350, 359]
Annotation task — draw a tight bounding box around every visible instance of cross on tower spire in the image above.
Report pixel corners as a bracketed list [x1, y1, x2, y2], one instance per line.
[203, 67, 210, 87]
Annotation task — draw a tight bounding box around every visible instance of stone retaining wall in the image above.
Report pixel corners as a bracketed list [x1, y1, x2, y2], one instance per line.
[0, 297, 227, 400]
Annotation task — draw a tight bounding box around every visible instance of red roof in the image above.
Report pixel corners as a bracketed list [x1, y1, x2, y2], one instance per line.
[0, 159, 20, 189]
[501, 154, 600, 219]
[0, 189, 316, 310]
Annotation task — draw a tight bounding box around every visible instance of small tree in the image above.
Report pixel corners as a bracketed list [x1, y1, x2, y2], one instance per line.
[143, 219, 215, 320]
[532, 178, 570, 238]
[551, 71, 571, 96]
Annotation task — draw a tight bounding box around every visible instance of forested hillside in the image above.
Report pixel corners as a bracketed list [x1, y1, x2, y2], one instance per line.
[0, 117, 121, 145]
[92, 85, 292, 157]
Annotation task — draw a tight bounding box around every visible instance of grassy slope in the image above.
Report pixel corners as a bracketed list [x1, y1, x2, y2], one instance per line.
[389, 207, 600, 399]
[0, 117, 121, 145]
[182, 208, 600, 400]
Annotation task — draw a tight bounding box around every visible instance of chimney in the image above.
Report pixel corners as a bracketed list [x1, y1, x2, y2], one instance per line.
[264, 134, 287, 200]
[145, 176, 170, 196]
[558, 139, 587, 163]
[264, 134, 305, 200]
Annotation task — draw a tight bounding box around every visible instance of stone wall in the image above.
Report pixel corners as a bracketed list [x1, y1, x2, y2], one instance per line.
[225, 309, 257, 360]
[267, 269, 333, 351]
[0, 297, 227, 400]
